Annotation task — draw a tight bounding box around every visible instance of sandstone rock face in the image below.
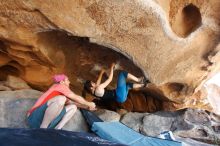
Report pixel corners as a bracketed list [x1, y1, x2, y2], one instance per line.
[4, 75, 31, 90]
[94, 89, 163, 113]
[205, 83, 220, 115]
[0, 0, 219, 112]
[0, 81, 11, 91]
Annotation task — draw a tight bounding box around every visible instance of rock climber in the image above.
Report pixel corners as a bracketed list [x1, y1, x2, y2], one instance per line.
[83, 63, 149, 104]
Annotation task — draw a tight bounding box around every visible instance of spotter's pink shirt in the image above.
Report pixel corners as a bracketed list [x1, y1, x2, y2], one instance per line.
[28, 84, 73, 115]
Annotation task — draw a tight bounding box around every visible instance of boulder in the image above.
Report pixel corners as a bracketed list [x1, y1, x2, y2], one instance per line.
[142, 111, 183, 136]
[0, 81, 11, 91]
[4, 75, 31, 90]
[0, 85, 11, 91]
[94, 109, 121, 122]
[120, 109, 220, 144]
[120, 112, 147, 132]
[62, 110, 88, 132]
[0, 89, 43, 99]
[0, 89, 42, 128]
[184, 109, 210, 125]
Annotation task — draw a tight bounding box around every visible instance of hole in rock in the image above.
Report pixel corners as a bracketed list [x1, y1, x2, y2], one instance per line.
[171, 3, 202, 37]
[0, 65, 20, 80]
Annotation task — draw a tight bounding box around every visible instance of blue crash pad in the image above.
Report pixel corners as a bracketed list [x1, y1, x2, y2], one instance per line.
[92, 122, 182, 146]
[131, 136, 181, 146]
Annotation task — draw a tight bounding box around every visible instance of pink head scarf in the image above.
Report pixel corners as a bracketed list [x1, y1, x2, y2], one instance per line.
[53, 74, 68, 83]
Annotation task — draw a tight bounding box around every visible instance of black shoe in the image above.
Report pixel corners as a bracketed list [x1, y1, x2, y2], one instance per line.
[140, 77, 150, 87]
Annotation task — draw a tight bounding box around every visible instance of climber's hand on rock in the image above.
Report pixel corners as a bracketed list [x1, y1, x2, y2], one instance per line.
[111, 63, 116, 70]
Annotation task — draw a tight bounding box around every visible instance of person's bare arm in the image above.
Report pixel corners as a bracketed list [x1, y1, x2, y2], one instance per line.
[67, 93, 96, 110]
[74, 102, 93, 110]
[98, 63, 115, 89]
[96, 69, 105, 86]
